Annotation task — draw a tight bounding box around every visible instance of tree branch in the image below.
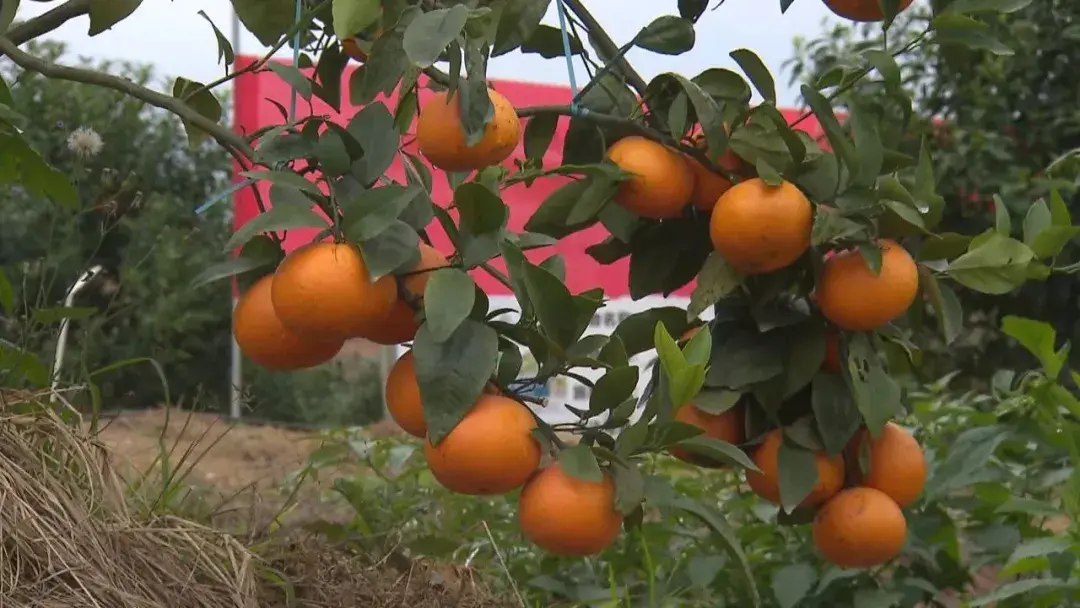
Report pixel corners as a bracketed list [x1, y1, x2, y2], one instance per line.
[0, 35, 255, 159]
[560, 0, 648, 97]
[6, 0, 91, 47]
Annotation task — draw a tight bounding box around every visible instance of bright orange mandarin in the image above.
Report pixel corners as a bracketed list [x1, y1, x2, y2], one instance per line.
[847, 422, 927, 508]
[823, 0, 914, 22]
[384, 351, 426, 439]
[518, 463, 623, 556]
[709, 178, 812, 275]
[813, 487, 908, 568]
[745, 429, 845, 508]
[233, 275, 343, 371]
[416, 88, 521, 172]
[270, 242, 396, 339]
[684, 130, 747, 212]
[670, 402, 745, 468]
[424, 395, 541, 495]
[606, 135, 694, 219]
[358, 244, 448, 345]
[816, 239, 919, 332]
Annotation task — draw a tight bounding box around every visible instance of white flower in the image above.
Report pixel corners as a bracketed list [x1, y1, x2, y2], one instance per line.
[66, 126, 104, 159]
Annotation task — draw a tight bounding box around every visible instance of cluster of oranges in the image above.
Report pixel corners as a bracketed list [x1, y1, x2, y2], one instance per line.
[385, 352, 625, 557]
[232, 240, 450, 371]
[670, 387, 926, 568]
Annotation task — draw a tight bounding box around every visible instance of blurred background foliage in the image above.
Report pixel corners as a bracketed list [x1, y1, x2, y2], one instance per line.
[0, 40, 383, 427]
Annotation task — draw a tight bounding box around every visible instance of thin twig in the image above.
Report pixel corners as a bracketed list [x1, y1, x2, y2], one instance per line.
[482, 520, 527, 608]
[6, 0, 90, 47]
[0, 35, 255, 158]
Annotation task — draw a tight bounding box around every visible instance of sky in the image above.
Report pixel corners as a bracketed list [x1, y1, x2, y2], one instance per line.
[13, 0, 849, 108]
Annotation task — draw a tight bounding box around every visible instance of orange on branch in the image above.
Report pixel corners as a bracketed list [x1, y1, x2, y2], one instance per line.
[816, 239, 919, 332]
[606, 135, 693, 220]
[846, 422, 927, 508]
[384, 351, 426, 438]
[709, 178, 812, 275]
[670, 402, 746, 468]
[270, 242, 396, 339]
[424, 395, 541, 495]
[416, 88, 521, 172]
[518, 462, 623, 556]
[357, 244, 449, 345]
[233, 275, 343, 371]
[745, 429, 844, 508]
[822, 0, 914, 22]
[683, 130, 747, 212]
[813, 487, 908, 568]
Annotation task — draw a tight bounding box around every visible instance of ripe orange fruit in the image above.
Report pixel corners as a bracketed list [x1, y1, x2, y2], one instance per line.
[670, 402, 745, 468]
[684, 131, 747, 212]
[357, 244, 449, 345]
[813, 487, 908, 568]
[384, 351, 426, 438]
[709, 178, 812, 275]
[518, 462, 623, 556]
[822, 331, 841, 373]
[416, 88, 521, 172]
[816, 239, 919, 332]
[606, 135, 693, 220]
[270, 242, 396, 339]
[823, 0, 914, 22]
[847, 422, 927, 508]
[233, 275, 343, 371]
[424, 394, 541, 495]
[745, 429, 844, 508]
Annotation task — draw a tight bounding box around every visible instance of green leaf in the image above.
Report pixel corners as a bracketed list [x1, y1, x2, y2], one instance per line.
[0, 133, 78, 208]
[678, 436, 758, 470]
[333, 0, 381, 39]
[932, 12, 1015, 55]
[559, 444, 604, 483]
[455, 183, 508, 234]
[1023, 199, 1052, 248]
[267, 63, 313, 100]
[191, 254, 277, 289]
[948, 0, 1033, 13]
[994, 194, 1012, 235]
[402, 5, 470, 68]
[493, 0, 552, 56]
[655, 73, 727, 161]
[853, 590, 904, 608]
[636, 16, 696, 55]
[920, 269, 963, 345]
[590, 366, 640, 413]
[801, 85, 858, 177]
[172, 77, 223, 149]
[1002, 315, 1066, 378]
[341, 184, 421, 241]
[811, 373, 862, 455]
[772, 563, 817, 608]
[0, 268, 13, 315]
[242, 170, 322, 195]
[234, 235, 286, 292]
[520, 24, 584, 58]
[611, 461, 645, 515]
[231, 0, 294, 46]
[352, 33, 410, 105]
[1033, 226, 1080, 259]
[845, 333, 902, 435]
[862, 49, 900, 90]
[611, 308, 690, 357]
[357, 219, 421, 278]
[925, 425, 1007, 499]
[968, 579, 1075, 607]
[0, 0, 18, 35]
[225, 203, 327, 252]
[315, 130, 352, 176]
[777, 440, 818, 512]
[0, 342, 49, 387]
[423, 268, 476, 343]
[730, 48, 776, 103]
[851, 105, 883, 187]
[414, 319, 499, 444]
[675, 499, 761, 607]
[946, 233, 1034, 295]
[1001, 537, 1072, 578]
[197, 10, 236, 65]
[521, 261, 580, 348]
[88, 0, 144, 36]
[523, 113, 558, 162]
[346, 101, 400, 185]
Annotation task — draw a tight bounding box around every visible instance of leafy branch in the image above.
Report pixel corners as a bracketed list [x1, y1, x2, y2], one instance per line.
[5, 0, 90, 47]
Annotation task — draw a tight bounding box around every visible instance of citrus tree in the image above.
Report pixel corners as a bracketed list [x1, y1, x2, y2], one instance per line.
[0, 0, 1070, 602]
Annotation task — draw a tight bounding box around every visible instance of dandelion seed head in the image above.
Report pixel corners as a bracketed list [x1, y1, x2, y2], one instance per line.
[66, 126, 104, 159]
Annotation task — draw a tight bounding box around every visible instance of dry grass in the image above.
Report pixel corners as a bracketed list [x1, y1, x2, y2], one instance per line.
[0, 390, 510, 608]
